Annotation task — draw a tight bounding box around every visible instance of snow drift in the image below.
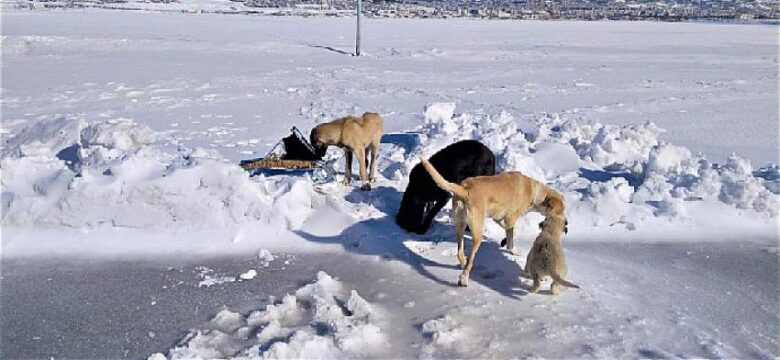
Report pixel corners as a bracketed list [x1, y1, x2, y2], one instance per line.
[410, 103, 778, 230]
[1, 116, 316, 230]
[1, 105, 776, 252]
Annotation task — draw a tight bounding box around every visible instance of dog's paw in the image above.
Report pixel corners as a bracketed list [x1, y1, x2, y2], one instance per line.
[457, 274, 469, 287]
[342, 178, 351, 186]
[360, 183, 371, 191]
[551, 284, 562, 296]
[505, 248, 522, 257]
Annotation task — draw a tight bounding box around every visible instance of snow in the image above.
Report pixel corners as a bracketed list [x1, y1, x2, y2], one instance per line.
[151, 271, 389, 359]
[1, 9, 777, 360]
[239, 269, 257, 280]
[197, 266, 237, 287]
[257, 249, 275, 267]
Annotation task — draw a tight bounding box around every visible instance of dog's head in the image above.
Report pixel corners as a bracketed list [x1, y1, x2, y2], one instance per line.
[537, 192, 565, 217]
[308, 127, 328, 158]
[396, 193, 432, 234]
[539, 214, 568, 236]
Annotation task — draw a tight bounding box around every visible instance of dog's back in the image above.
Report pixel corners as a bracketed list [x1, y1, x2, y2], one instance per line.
[457, 172, 533, 213]
[397, 140, 495, 234]
[342, 112, 383, 145]
[410, 140, 495, 199]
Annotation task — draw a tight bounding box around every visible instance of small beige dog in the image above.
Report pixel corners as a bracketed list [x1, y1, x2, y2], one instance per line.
[419, 156, 566, 286]
[310, 112, 383, 190]
[525, 214, 579, 295]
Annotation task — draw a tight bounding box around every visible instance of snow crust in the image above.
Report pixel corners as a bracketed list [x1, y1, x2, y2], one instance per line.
[149, 271, 388, 359]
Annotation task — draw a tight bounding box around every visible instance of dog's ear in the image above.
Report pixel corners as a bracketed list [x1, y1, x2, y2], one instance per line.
[309, 128, 319, 145]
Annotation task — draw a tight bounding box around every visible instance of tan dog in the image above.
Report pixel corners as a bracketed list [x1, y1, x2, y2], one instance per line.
[419, 156, 566, 286]
[310, 112, 383, 190]
[525, 214, 579, 295]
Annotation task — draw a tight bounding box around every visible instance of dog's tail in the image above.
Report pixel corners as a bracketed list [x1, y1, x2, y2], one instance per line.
[551, 273, 580, 289]
[418, 156, 469, 199]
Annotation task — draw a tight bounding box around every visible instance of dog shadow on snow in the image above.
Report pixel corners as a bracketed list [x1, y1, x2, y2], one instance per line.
[294, 185, 530, 299]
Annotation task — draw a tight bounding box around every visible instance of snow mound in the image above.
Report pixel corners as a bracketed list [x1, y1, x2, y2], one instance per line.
[2, 103, 776, 250]
[150, 271, 388, 359]
[412, 103, 778, 230]
[0, 117, 315, 230]
[1, 116, 85, 158]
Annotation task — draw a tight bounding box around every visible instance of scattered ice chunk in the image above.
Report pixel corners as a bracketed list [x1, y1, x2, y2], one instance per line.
[239, 269, 257, 280]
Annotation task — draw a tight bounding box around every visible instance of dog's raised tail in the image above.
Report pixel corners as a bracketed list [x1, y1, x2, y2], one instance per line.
[551, 273, 580, 289]
[418, 156, 469, 199]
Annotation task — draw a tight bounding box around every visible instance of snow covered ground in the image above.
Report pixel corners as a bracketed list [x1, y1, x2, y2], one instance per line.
[1, 9, 778, 359]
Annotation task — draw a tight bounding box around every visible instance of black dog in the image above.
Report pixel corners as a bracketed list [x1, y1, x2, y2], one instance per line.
[396, 140, 495, 234]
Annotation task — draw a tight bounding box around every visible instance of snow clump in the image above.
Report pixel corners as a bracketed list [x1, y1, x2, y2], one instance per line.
[150, 271, 388, 359]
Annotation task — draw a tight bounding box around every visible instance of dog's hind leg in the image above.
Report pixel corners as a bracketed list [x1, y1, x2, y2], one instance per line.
[368, 143, 379, 182]
[458, 213, 484, 287]
[529, 273, 541, 293]
[551, 281, 562, 295]
[343, 149, 353, 185]
[453, 200, 467, 268]
[354, 147, 369, 190]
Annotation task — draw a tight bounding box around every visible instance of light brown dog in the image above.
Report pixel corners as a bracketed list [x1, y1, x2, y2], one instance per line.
[525, 214, 579, 295]
[419, 156, 565, 286]
[310, 112, 383, 190]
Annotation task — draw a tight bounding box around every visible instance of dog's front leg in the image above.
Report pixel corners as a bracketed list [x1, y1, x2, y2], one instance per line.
[503, 227, 521, 256]
[499, 214, 520, 255]
[342, 149, 353, 185]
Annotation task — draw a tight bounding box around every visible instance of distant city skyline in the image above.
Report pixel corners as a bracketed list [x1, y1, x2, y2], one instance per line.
[16, 0, 779, 20]
[243, 0, 778, 20]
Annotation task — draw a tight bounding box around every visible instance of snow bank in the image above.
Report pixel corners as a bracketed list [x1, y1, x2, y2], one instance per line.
[0, 117, 315, 230]
[411, 103, 778, 230]
[150, 271, 388, 359]
[2, 104, 776, 255]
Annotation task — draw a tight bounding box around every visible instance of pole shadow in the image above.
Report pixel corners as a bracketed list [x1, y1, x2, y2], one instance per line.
[305, 44, 352, 56]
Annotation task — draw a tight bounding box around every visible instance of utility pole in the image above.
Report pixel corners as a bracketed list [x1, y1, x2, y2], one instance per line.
[355, 0, 362, 56]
